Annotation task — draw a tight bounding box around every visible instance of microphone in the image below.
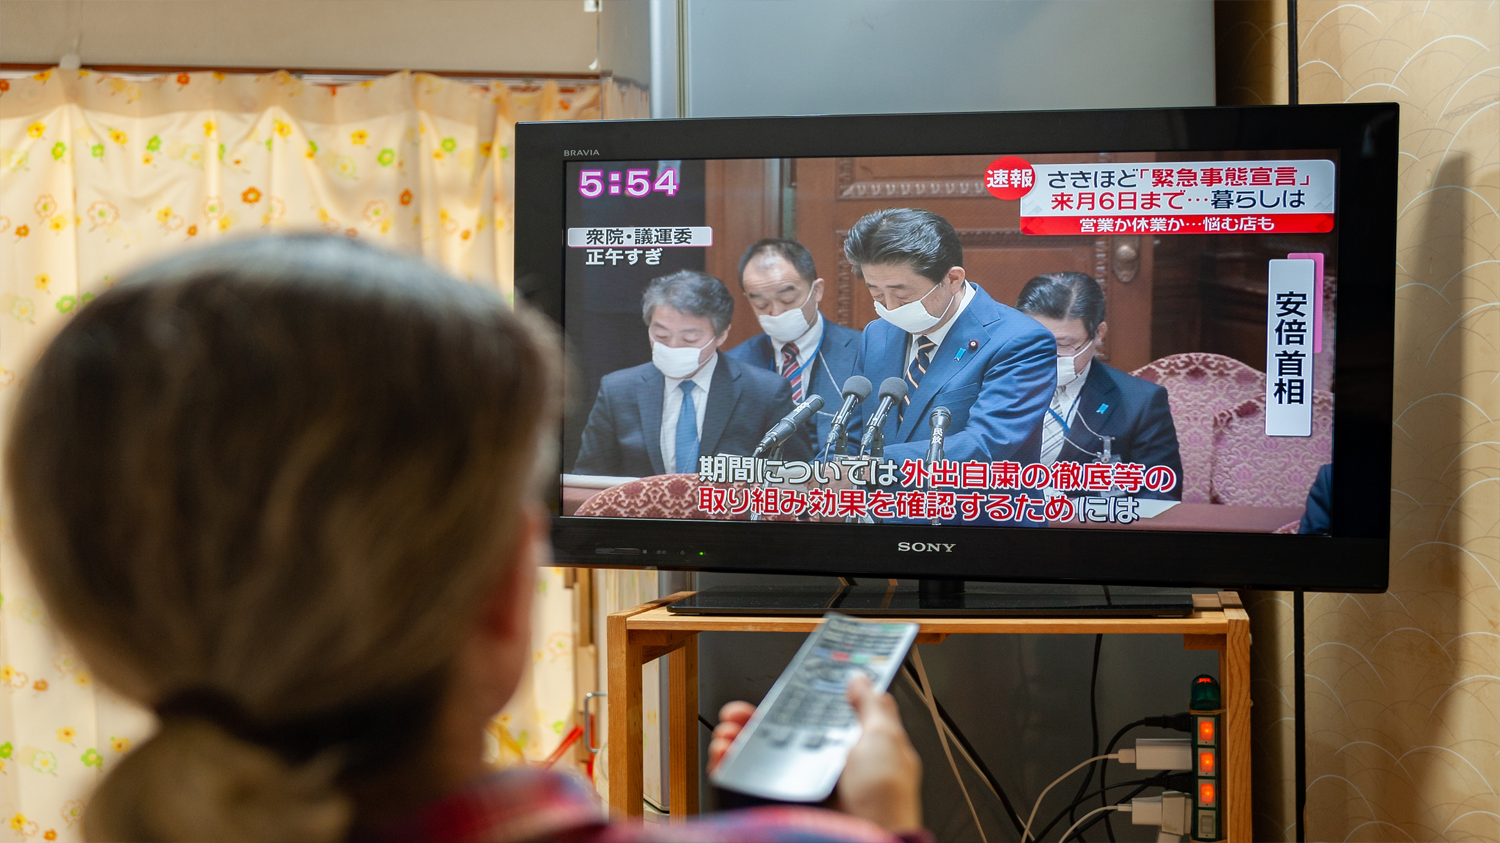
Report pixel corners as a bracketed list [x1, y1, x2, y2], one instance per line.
[754, 394, 825, 457]
[858, 377, 908, 456]
[925, 406, 951, 467]
[823, 375, 873, 457]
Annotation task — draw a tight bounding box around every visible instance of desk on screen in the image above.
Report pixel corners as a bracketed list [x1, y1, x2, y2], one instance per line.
[564, 477, 1304, 533]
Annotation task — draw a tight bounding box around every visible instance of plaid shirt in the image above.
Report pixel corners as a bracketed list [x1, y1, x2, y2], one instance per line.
[360, 767, 934, 843]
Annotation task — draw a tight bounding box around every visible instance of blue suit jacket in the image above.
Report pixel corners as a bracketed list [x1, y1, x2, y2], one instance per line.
[572, 354, 810, 477]
[849, 284, 1057, 465]
[726, 319, 862, 453]
[1058, 362, 1185, 501]
[1298, 463, 1332, 534]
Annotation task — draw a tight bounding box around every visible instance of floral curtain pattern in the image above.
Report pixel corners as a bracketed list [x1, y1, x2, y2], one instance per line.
[0, 67, 604, 841]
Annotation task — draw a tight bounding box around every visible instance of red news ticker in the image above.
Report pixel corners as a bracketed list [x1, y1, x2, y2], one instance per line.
[1020, 213, 1335, 236]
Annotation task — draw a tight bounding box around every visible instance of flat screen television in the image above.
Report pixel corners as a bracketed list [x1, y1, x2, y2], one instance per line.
[516, 104, 1396, 594]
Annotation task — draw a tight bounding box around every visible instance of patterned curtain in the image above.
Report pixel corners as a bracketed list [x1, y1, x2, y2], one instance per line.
[0, 67, 604, 842]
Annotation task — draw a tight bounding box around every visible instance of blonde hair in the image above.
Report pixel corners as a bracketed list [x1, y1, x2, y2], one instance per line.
[5, 235, 559, 841]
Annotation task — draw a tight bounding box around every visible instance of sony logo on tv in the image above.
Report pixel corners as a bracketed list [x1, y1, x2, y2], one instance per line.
[897, 542, 956, 553]
[562, 149, 601, 157]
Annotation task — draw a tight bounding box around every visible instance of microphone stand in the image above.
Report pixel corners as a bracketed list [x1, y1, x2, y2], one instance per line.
[749, 444, 783, 522]
[927, 437, 943, 527]
[862, 429, 885, 525]
[824, 427, 847, 463]
[924, 407, 951, 526]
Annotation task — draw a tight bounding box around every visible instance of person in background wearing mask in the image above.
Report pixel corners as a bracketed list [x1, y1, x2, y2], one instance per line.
[1015, 271, 1183, 501]
[574, 269, 811, 477]
[727, 239, 861, 452]
[843, 208, 1055, 469]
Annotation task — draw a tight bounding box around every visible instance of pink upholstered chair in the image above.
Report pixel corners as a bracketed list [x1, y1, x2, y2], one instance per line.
[573, 474, 795, 521]
[1131, 353, 1266, 504]
[1209, 391, 1333, 508]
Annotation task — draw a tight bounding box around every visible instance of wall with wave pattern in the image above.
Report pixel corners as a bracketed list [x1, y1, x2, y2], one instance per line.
[1220, 2, 1499, 840]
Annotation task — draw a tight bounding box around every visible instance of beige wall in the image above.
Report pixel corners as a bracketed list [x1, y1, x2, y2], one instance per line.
[0, 0, 600, 73]
[1221, 2, 1500, 841]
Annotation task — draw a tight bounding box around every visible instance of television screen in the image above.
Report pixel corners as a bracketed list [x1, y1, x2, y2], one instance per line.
[517, 106, 1395, 592]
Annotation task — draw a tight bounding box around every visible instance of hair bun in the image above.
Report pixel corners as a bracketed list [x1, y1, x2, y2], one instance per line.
[85, 718, 350, 843]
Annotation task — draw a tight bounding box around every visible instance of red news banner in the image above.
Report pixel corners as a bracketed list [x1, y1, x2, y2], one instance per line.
[983, 156, 1336, 236]
[693, 455, 1178, 524]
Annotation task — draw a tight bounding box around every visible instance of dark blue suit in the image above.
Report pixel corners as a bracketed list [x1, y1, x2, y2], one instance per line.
[726, 318, 862, 454]
[572, 354, 810, 477]
[849, 284, 1056, 465]
[1298, 464, 1332, 534]
[1058, 362, 1185, 501]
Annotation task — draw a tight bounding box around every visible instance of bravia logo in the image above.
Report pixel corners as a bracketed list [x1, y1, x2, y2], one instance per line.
[897, 542, 956, 553]
[563, 149, 601, 157]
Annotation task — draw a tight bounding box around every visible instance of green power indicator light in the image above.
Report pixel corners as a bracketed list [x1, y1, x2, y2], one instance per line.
[1191, 674, 1221, 710]
[699, 551, 705, 556]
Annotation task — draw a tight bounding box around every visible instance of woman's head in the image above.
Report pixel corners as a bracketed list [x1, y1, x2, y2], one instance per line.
[5, 235, 559, 840]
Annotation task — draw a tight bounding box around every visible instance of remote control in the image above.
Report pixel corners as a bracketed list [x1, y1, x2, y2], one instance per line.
[709, 612, 920, 803]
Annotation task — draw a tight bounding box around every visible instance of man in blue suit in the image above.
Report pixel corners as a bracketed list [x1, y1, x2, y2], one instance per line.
[727, 239, 862, 455]
[573, 270, 810, 478]
[844, 208, 1056, 472]
[1016, 271, 1184, 501]
[1298, 464, 1332, 534]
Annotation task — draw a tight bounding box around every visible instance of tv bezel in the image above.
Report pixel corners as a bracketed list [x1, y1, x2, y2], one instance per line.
[516, 104, 1397, 593]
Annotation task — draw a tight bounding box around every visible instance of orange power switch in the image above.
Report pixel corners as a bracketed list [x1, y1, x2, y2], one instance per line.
[1198, 716, 1215, 744]
[1199, 749, 1216, 774]
[1199, 782, 1217, 806]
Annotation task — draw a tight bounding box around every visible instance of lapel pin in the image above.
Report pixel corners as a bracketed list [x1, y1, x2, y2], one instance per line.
[955, 339, 979, 361]
[1097, 403, 1109, 413]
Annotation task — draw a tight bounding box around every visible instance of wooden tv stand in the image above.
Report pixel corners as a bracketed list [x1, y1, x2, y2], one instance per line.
[605, 590, 1250, 842]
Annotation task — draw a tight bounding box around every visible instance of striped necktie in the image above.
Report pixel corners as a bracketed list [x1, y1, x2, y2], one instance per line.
[780, 342, 802, 402]
[901, 336, 937, 423]
[1041, 387, 1068, 464]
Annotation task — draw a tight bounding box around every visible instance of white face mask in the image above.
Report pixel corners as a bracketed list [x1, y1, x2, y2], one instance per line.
[1055, 340, 1094, 388]
[756, 285, 816, 344]
[874, 281, 957, 335]
[652, 336, 715, 379]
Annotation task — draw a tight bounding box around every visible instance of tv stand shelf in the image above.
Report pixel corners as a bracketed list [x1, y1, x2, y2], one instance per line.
[606, 590, 1250, 841]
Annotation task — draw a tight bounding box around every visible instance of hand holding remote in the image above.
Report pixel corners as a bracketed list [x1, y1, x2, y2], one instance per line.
[835, 674, 923, 834]
[707, 701, 757, 773]
[706, 677, 923, 835]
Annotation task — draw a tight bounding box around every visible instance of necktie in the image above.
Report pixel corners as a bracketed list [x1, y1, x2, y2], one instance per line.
[901, 336, 937, 423]
[780, 342, 803, 402]
[674, 381, 699, 474]
[1041, 387, 1068, 464]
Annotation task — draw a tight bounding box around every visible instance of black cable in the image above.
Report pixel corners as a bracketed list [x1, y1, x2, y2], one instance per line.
[1295, 589, 1306, 843]
[1099, 718, 1144, 842]
[698, 713, 714, 732]
[899, 661, 1027, 836]
[1066, 634, 1104, 838]
[1288, 0, 1300, 107]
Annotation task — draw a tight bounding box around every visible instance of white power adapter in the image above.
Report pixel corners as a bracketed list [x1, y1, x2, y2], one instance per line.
[1132, 791, 1192, 841]
[1115, 737, 1192, 770]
